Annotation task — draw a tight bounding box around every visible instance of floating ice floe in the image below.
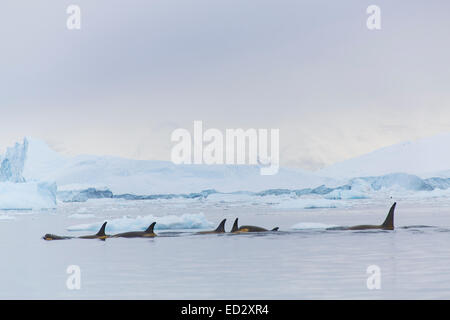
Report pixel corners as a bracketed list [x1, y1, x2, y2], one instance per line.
[68, 213, 96, 219]
[275, 198, 348, 209]
[66, 213, 213, 232]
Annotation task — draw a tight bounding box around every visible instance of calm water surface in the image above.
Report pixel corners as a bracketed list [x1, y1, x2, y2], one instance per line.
[1, 200, 449, 299]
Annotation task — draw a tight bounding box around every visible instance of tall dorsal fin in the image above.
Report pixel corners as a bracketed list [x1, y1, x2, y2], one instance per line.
[96, 222, 107, 236]
[381, 202, 396, 229]
[214, 219, 226, 232]
[231, 218, 239, 232]
[145, 222, 156, 233]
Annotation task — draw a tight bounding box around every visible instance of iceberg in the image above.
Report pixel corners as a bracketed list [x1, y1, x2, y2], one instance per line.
[0, 181, 57, 210]
[0, 137, 334, 195]
[53, 173, 450, 206]
[58, 188, 114, 202]
[3, 135, 450, 210]
[0, 139, 27, 183]
[275, 198, 347, 209]
[0, 138, 58, 210]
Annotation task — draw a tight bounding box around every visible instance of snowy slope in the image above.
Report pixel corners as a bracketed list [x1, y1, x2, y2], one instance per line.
[318, 133, 450, 179]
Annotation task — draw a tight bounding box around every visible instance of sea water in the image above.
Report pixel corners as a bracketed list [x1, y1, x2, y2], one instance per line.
[0, 199, 449, 299]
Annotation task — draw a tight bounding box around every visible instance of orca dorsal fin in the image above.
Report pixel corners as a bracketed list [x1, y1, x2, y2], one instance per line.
[231, 218, 239, 232]
[96, 222, 107, 236]
[271, 227, 279, 231]
[381, 202, 396, 229]
[215, 219, 226, 233]
[145, 222, 156, 233]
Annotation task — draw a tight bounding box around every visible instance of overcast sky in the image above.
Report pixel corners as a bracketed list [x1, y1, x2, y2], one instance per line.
[1, 0, 449, 170]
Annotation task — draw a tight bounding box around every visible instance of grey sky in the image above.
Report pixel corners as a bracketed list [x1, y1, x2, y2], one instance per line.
[1, 0, 449, 170]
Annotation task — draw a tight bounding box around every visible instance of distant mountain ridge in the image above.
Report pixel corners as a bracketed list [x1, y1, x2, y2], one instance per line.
[318, 133, 450, 179]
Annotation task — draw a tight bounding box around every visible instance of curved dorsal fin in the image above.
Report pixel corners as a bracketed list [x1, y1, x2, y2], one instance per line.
[145, 222, 156, 233]
[215, 219, 226, 233]
[231, 218, 239, 232]
[381, 202, 396, 229]
[271, 227, 279, 231]
[96, 222, 107, 236]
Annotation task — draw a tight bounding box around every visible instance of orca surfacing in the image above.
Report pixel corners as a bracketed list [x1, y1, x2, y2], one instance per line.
[43, 222, 109, 240]
[196, 219, 226, 234]
[328, 202, 396, 231]
[112, 222, 157, 238]
[231, 218, 279, 233]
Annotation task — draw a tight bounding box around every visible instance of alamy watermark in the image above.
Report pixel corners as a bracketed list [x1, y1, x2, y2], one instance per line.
[66, 265, 81, 290]
[66, 5, 81, 30]
[171, 121, 279, 175]
[367, 5, 381, 30]
[65, 4, 381, 31]
[366, 265, 381, 290]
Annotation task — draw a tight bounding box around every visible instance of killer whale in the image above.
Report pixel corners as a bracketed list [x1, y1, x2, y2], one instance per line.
[328, 202, 396, 231]
[112, 222, 157, 238]
[196, 219, 226, 234]
[78, 222, 109, 239]
[231, 218, 279, 233]
[42, 234, 74, 241]
[43, 222, 109, 240]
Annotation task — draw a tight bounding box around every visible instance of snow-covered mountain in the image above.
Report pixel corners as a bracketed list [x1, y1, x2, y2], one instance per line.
[318, 133, 450, 179]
